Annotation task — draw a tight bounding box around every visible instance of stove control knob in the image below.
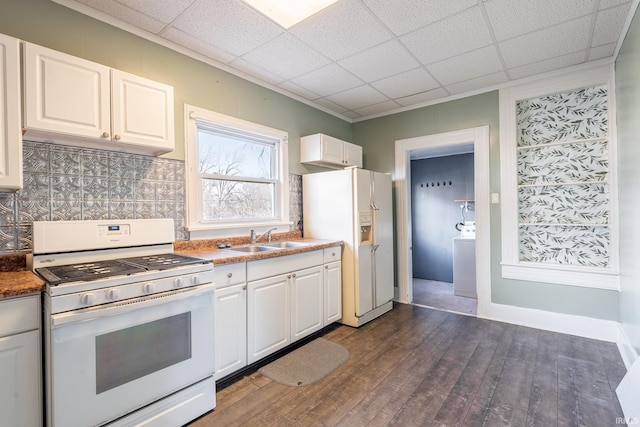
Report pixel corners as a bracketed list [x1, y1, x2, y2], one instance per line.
[143, 282, 155, 293]
[81, 293, 95, 305]
[106, 288, 120, 300]
[174, 277, 184, 288]
[190, 275, 201, 285]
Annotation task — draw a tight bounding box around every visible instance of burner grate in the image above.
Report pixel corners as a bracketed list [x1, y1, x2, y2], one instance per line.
[120, 253, 208, 271]
[36, 261, 146, 286]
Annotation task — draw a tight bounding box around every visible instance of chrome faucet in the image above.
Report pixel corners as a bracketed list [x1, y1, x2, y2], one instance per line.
[250, 227, 277, 244]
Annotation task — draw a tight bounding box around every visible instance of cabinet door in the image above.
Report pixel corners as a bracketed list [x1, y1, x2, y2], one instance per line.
[290, 266, 323, 342]
[23, 42, 110, 140]
[343, 142, 363, 168]
[247, 274, 289, 364]
[0, 34, 21, 190]
[111, 69, 174, 153]
[214, 283, 247, 380]
[324, 261, 342, 324]
[321, 135, 345, 165]
[0, 330, 41, 427]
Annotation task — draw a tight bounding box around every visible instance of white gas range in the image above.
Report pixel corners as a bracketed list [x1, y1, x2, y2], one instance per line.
[29, 219, 216, 427]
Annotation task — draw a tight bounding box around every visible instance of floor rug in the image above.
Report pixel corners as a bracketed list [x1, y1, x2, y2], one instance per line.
[258, 338, 349, 386]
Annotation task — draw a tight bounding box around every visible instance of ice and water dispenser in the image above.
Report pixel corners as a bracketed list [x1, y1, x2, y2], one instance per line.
[359, 211, 372, 244]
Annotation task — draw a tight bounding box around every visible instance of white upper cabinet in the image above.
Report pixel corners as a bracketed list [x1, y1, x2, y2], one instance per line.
[300, 133, 363, 169]
[0, 33, 23, 191]
[111, 69, 174, 152]
[23, 42, 174, 155]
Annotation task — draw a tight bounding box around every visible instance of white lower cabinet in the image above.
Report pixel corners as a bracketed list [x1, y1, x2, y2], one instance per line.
[290, 265, 323, 342]
[216, 247, 342, 375]
[247, 273, 290, 364]
[0, 295, 41, 427]
[213, 263, 247, 380]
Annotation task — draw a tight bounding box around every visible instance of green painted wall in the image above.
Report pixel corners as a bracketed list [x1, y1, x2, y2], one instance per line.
[1, 0, 625, 322]
[0, 0, 351, 173]
[615, 7, 640, 352]
[353, 92, 620, 321]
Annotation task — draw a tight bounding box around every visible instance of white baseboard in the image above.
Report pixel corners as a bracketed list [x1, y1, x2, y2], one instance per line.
[478, 302, 621, 343]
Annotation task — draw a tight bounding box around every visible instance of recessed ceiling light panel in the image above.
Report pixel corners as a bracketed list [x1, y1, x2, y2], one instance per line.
[243, 0, 339, 29]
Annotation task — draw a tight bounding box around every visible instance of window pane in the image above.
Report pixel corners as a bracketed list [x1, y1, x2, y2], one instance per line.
[202, 179, 275, 221]
[198, 129, 274, 179]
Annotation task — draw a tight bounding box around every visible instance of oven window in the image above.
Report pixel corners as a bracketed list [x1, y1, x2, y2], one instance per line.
[95, 312, 192, 394]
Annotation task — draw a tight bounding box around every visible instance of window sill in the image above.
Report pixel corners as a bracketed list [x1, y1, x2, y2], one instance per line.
[186, 221, 292, 240]
[501, 262, 619, 291]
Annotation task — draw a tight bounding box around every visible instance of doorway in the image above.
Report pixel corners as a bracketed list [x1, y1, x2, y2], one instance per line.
[410, 151, 477, 315]
[393, 126, 491, 318]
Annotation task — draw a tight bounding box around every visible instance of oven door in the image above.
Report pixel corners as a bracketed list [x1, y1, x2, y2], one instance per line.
[46, 284, 215, 427]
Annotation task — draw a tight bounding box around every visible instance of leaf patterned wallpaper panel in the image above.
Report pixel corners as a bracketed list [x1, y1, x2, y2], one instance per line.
[519, 225, 610, 267]
[516, 84, 611, 268]
[517, 140, 609, 185]
[518, 183, 609, 225]
[516, 85, 608, 147]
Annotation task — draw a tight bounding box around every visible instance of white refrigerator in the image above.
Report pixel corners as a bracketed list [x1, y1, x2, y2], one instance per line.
[303, 168, 394, 327]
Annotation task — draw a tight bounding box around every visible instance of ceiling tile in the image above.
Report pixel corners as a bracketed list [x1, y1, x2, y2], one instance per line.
[229, 58, 285, 85]
[363, 0, 476, 36]
[427, 46, 503, 86]
[599, 0, 630, 9]
[445, 71, 507, 95]
[484, 0, 596, 41]
[371, 67, 440, 99]
[499, 16, 592, 68]
[353, 100, 402, 117]
[239, 34, 330, 80]
[162, 27, 236, 63]
[115, 0, 196, 23]
[290, 0, 393, 60]
[326, 85, 389, 110]
[400, 6, 493, 65]
[277, 81, 321, 100]
[589, 43, 617, 61]
[172, 0, 283, 56]
[592, 3, 632, 46]
[313, 97, 350, 114]
[75, 0, 167, 33]
[508, 52, 585, 80]
[338, 40, 420, 82]
[395, 88, 450, 107]
[290, 63, 363, 97]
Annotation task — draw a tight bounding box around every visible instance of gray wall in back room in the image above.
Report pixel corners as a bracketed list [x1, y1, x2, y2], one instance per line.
[411, 153, 474, 282]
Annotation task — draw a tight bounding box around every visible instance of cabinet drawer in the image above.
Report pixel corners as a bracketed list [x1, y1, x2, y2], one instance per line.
[0, 295, 40, 338]
[323, 246, 341, 263]
[247, 250, 323, 282]
[213, 263, 246, 288]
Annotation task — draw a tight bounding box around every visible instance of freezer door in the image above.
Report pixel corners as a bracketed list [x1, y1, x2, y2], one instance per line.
[372, 172, 394, 307]
[354, 169, 373, 316]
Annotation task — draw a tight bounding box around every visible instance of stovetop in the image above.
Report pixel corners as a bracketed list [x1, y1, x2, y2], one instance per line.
[37, 253, 209, 286]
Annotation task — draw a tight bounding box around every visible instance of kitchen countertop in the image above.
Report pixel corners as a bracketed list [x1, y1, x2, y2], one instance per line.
[174, 237, 343, 265]
[0, 232, 342, 299]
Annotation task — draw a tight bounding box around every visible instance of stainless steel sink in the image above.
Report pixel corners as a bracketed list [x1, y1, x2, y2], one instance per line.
[230, 245, 280, 253]
[263, 241, 310, 249]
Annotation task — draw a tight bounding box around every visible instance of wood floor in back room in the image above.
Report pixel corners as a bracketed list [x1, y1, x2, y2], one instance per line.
[412, 278, 477, 316]
[189, 302, 626, 427]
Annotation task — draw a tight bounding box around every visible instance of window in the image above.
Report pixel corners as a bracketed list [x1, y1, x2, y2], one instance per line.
[185, 105, 289, 235]
[499, 65, 619, 290]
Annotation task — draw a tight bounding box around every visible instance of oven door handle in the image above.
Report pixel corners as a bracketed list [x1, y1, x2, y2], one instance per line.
[51, 283, 215, 328]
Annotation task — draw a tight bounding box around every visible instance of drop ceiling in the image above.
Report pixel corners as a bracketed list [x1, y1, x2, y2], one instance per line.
[53, 0, 635, 122]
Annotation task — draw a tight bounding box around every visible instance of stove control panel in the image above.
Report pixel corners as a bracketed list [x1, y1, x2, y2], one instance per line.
[98, 224, 131, 237]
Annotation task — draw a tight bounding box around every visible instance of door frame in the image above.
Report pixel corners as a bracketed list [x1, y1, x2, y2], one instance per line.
[393, 126, 491, 317]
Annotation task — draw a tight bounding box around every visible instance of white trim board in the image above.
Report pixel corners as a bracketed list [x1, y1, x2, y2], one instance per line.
[393, 126, 491, 317]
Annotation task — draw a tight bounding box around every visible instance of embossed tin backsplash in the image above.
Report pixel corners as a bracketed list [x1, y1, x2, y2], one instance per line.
[0, 141, 303, 254]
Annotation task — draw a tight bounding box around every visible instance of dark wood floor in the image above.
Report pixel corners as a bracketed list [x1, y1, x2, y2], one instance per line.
[190, 303, 627, 426]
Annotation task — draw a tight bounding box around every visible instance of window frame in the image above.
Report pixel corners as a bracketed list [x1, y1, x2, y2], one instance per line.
[184, 104, 289, 237]
[499, 65, 619, 290]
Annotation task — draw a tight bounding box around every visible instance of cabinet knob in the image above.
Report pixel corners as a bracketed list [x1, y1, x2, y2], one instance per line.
[227, 272, 233, 278]
[287, 274, 292, 279]
[101, 131, 109, 138]
[114, 134, 121, 140]
[325, 265, 329, 269]
[242, 285, 247, 291]
[292, 273, 296, 278]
